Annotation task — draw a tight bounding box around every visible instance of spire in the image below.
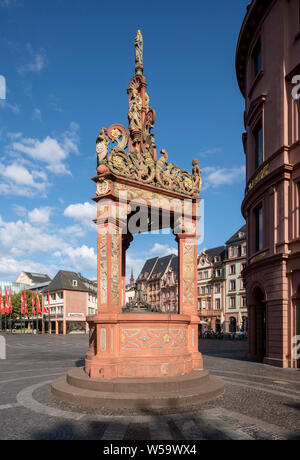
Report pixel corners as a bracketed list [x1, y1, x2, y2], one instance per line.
[130, 268, 135, 286]
[135, 30, 143, 75]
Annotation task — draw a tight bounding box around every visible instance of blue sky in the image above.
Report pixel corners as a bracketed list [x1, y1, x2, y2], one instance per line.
[0, 0, 248, 282]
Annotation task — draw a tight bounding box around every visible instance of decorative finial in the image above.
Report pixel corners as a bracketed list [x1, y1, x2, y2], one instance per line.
[135, 30, 143, 75]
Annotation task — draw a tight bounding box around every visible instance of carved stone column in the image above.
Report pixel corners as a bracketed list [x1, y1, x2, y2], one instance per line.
[177, 235, 198, 316]
[97, 227, 123, 314]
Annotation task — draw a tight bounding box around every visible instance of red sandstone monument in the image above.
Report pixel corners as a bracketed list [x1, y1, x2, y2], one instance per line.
[51, 32, 224, 409]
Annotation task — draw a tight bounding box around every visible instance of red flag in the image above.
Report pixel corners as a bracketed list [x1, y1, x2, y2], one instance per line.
[0, 292, 4, 315]
[21, 293, 24, 315]
[9, 288, 13, 314]
[36, 291, 42, 315]
[24, 290, 28, 314]
[42, 293, 47, 314]
[5, 290, 9, 314]
[32, 293, 36, 316]
[47, 291, 50, 314]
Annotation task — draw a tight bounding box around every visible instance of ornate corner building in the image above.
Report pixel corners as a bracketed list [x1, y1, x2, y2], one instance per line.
[197, 226, 248, 334]
[236, 0, 300, 367]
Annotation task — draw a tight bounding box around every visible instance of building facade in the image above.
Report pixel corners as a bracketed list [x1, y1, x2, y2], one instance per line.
[137, 254, 178, 312]
[0, 281, 30, 295]
[224, 226, 248, 333]
[197, 247, 226, 333]
[16, 272, 51, 287]
[237, 0, 300, 367]
[45, 271, 97, 335]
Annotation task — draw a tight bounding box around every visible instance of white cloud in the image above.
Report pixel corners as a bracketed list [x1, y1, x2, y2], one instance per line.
[198, 147, 221, 158]
[10, 122, 80, 175]
[13, 205, 27, 217]
[0, 100, 20, 114]
[0, 256, 53, 278]
[202, 165, 246, 190]
[54, 245, 97, 271]
[49, 95, 63, 113]
[33, 108, 42, 121]
[59, 225, 86, 238]
[28, 207, 52, 225]
[18, 44, 46, 75]
[64, 202, 96, 227]
[7, 132, 22, 140]
[0, 0, 19, 7]
[149, 243, 178, 256]
[0, 217, 66, 254]
[0, 162, 48, 196]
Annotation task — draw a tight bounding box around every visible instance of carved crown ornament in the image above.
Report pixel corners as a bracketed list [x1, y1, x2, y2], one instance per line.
[95, 31, 202, 198]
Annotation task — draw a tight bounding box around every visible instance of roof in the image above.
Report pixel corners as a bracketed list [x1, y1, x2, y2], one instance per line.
[236, 0, 274, 96]
[30, 281, 51, 292]
[138, 257, 159, 279]
[150, 255, 174, 279]
[47, 271, 97, 293]
[204, 246, 226, 261]
[23, 272, 52, 283]
[226, 225, 247, 246]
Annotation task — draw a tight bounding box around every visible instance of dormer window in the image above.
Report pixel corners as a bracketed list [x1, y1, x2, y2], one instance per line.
[72, 280, 78, 287]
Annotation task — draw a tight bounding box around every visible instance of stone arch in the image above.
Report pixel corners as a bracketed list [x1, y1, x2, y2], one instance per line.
[229, 317, 237, 333]
[248, 284, 266, 363]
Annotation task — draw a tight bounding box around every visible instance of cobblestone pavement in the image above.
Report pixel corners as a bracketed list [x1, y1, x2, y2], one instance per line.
[0, 333, 300, 440]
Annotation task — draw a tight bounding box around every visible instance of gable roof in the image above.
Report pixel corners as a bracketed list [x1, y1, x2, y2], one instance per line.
[150, 254, 174, 279]
[138, 257, 159, 279]
[24, 272, 52, 284]
[226, 225, 247, 246]
[47, 271, 97, 293]
[205, 246, 226, 261]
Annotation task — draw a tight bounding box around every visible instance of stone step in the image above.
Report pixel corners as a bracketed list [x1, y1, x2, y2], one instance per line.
[51, 371, 224, 410]
[66, 367, 210, 394]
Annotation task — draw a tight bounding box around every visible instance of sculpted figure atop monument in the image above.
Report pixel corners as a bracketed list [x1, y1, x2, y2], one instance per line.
[135, 29, 143, 75]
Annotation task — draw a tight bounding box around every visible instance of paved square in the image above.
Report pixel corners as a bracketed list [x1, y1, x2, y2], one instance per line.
[0, 333, 299, 440]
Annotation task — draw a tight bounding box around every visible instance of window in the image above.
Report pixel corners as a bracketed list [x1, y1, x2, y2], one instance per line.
[242, 263, 246, 271]
[230, 297, 236, 309]
[72, 280, 78, 287]
[201, 287, 206, 295]
[58, 292, 63, 300]
[242, 245, 247, 255]
[215, 299, 221, 310]
[255, 204, 263, 252]
[198, 272, 203, 280]
[207, 285, 211, 294]
[242, 296, 247, 307]
[230, 280, 236, 291]
[202, 300, 206, 310]
[254, 120, 263, 169]
[204, 271, 208, 279]
[207, 300, 211, 310]
[216, 269, 221, 277]
[252, 38, 261, 78]
[241, 279, 246, 290]
[230, 265, 236, 275]
[230, 247, 235, 257]
[215, 284, 221, 293]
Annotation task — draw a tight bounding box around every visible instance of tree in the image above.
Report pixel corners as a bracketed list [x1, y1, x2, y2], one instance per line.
[10, 291, 43, 318]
